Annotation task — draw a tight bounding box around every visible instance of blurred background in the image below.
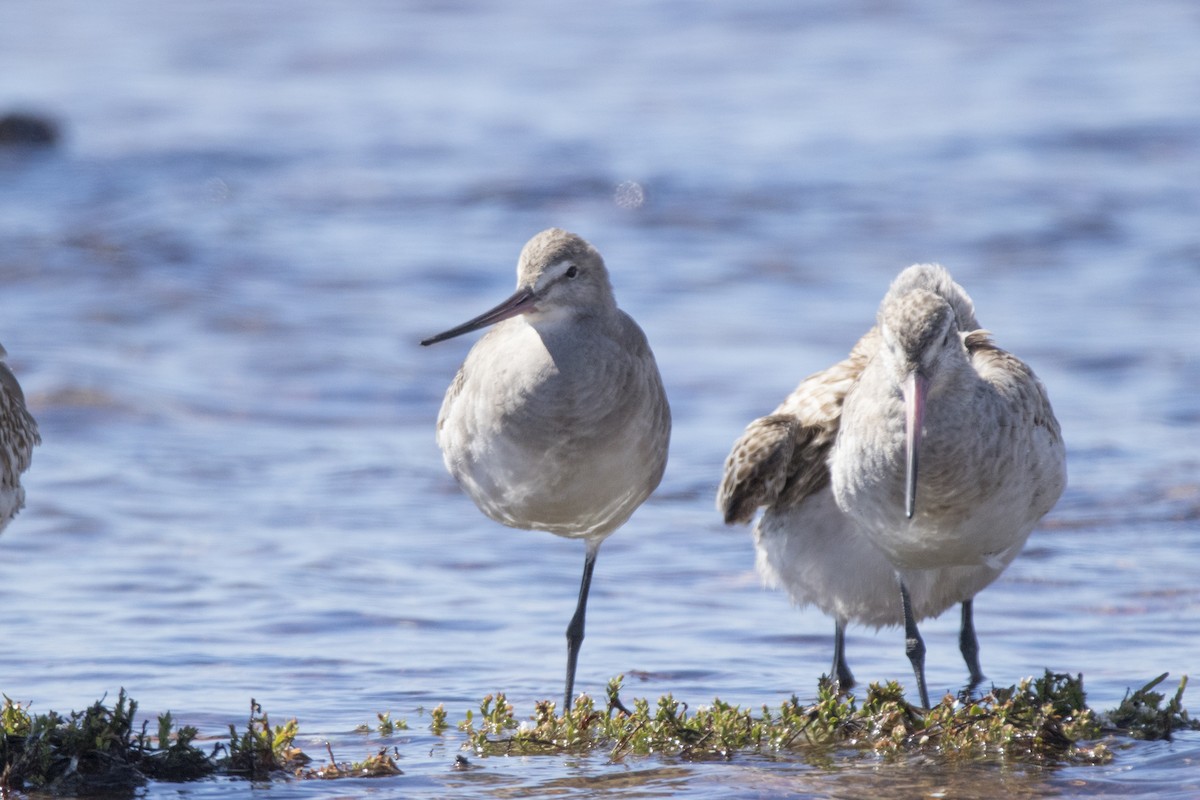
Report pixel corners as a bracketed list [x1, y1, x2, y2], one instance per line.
[1, 1, 1197, 796]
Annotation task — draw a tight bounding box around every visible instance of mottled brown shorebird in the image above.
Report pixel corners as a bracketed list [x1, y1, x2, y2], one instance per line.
[721, 264, 1064, 708]
[0, 344, 39, 535]
[719, 346, 998, 693]
[422, 228, 671, 712]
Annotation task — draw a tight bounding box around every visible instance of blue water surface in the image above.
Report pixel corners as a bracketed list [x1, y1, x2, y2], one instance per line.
[1, 1, 1198, 797]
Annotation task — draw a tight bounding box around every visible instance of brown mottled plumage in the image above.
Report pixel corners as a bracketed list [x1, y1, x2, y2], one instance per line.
[0, 346, 40, 534]
[720, 330, 873, 526]
[720, 264, 1064, 704]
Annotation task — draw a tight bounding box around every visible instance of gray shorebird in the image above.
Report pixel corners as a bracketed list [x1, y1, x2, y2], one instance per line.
[422, 228, 671, 712]
[0, 344, 40, 535]
[720, 264, 1064, 708]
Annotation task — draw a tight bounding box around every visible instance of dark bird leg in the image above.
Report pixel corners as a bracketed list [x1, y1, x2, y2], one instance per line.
[900, 582, 931, 708]
[832, 620, 856, 691]
[959, 599, 985, 691]
[564, 541, 599, 713]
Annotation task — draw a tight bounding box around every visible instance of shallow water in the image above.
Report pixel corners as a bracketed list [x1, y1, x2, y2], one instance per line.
[1, 0, 1198, 796]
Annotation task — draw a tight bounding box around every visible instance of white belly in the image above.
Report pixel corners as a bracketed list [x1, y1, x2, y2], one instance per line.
[436, 319, 669, 540]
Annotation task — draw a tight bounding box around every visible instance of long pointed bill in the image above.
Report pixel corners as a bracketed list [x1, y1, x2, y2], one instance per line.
[420, 287, 537, 346]
[904, 371, 929, 520]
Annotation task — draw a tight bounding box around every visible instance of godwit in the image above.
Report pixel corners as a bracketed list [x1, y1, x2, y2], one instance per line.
[0, 344, 40, 535]
[718, 331, 997, 692]
[831, 264, 1065, 707]
[422, 228, 671, 712]
[721, 265, 1064, 708]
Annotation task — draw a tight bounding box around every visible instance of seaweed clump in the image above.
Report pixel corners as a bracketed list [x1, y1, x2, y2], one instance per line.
[1104, 672, 1200, 740]
[219, 699, 402, 781]
[457, 672, 1113, 763]
[0, 693, 402, 795]
[0, 689, 213, 796]
[2, 672, 1195, 795]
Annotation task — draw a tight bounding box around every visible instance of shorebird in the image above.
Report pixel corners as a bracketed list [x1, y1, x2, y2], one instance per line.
[422, 228, 671, 712]
[720, 264, 1064, 708]
[0, 344, 40, 535]
[719, 328, 996, 693]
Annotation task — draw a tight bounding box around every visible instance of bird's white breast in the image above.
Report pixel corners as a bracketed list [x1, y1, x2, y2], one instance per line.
[437, 315, 668, 540]
[832, 367, 1065, 570]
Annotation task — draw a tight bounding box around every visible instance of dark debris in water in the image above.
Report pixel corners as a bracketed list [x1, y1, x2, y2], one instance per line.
[0, 112, 60, 147]
[1, 672, 1195, 796]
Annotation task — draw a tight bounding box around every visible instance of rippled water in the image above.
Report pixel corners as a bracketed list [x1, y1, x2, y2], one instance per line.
[2, 0, 1198, 797]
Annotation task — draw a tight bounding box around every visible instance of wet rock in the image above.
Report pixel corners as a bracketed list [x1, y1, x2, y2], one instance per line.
[0, 112, 60, 146]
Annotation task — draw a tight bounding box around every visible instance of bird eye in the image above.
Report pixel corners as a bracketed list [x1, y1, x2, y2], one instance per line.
[565, 265, 579, 279]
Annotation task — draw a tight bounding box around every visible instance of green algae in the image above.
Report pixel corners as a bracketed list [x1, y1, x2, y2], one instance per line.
[1104, 672, 1199, 740]
[0, 689, 214, 795]
[456, 672, 1111, 763]
[1, 672, 1194, 795]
